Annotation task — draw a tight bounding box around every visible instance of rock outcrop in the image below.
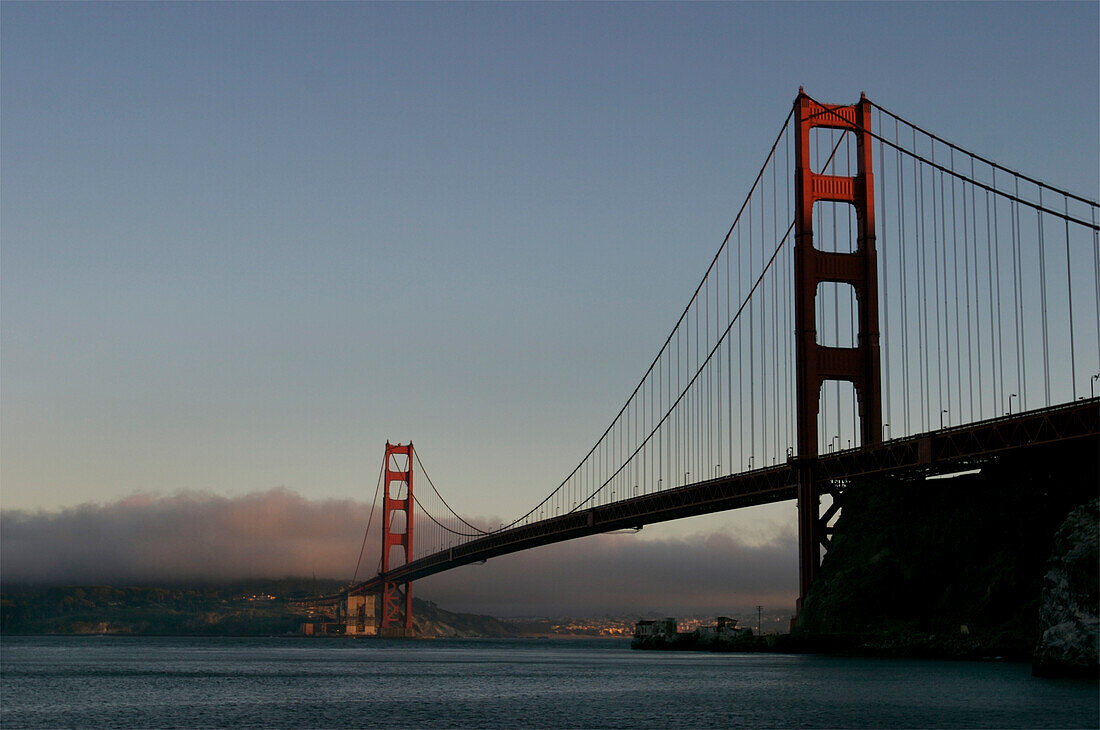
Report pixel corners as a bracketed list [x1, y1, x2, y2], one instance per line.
[794, 441, 1097, 661]
[1032, 498, 1099, 678]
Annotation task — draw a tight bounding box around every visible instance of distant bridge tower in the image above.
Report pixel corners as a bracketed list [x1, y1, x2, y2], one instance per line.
[793, 91, 882, 611]
[381, 441, 414, 635]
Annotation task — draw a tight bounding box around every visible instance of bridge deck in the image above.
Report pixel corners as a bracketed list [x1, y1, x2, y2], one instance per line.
[313, 399, 1097, 603]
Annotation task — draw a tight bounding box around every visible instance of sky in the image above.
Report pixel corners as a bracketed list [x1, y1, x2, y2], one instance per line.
[2, 2, 1098, 614]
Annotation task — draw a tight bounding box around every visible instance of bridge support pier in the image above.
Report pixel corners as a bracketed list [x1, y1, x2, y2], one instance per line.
[795, 462, 820, 612]
[381, 442, 415, 636]
[793, 90, 882, 614]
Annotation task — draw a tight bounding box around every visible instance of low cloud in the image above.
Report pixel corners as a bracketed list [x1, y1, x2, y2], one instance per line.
[1, 489, 797, 616]
[0, 489, 372, 585]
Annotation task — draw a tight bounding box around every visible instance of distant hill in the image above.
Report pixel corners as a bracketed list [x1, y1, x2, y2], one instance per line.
[411, 599, 520, 638]
[1, 581, 323, 636]
[0, 581, 522, 638]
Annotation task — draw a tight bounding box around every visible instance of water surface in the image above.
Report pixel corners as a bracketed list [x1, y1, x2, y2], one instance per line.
[2, 636, 1096, 728]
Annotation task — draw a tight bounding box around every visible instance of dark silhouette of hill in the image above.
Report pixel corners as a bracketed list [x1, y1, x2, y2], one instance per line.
[795, 440, 1097, 665]
[0, 580, 517, 637]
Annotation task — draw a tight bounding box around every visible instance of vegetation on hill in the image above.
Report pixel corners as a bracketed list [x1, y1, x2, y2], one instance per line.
[0, 581, 518, 638]
[0, 580, 341, 636]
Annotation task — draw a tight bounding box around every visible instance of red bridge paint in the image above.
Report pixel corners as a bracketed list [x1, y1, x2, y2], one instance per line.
[793, 92, 882, 611]
[381, 441, 414, 634]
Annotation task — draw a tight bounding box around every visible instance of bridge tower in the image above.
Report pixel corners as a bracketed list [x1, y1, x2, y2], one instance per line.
[381, 441, 414, 635]
[792, 91, 882, 611]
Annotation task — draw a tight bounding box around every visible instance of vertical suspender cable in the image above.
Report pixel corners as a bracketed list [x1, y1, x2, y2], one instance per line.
[772, 149, 780, 459]
[1012, 178, 1025, 409]
[700, 280, 705, 476]
[833, 135, 840, 444]
[878, 112, 892, 436]
[674, 306, 678, 485]
[917, 136, 929, 430]
[931, 144, 944, 424]
[705, 266, 711, 476]
[787, 127, 795, 448]
[715, 249, 721, 475]
[848, 132, 857, 442]
[726, 210, 733, 471]
[991, 170, 1004, 414]
[724, 206, 732, 473]
[1064, 195, 1076, 401]
[749, 195, 755, 463]
[964, 157, 976, 420]
[1093, 206, 1100, 373]
[760, 175, 768, 462]
[939, 154, 949, 423]
[946, 164, 954, 422]
[1037, 188, 1050, 405]
[738, 221, 744, 468]
[950, 154, 962, 422]
[1010, 174, 1021, 411]
[898, 120, 910, 435]
[815, 137, 825, 450]
[971, 162, 983, 417]
[987, 170, 997, 415]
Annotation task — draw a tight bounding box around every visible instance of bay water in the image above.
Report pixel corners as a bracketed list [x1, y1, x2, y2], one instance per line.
[2, 636, 1096, 728]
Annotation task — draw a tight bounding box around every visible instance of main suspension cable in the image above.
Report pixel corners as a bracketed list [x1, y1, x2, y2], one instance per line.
[413, 449, 489, 534]
[571, 219, 797, 511]
[351, 456, 386, 584]
[804, 94, 1099, 229]
[458, 115, 845, 532]
[870, 99, 1097, 207]
[459, 108, 799, 535]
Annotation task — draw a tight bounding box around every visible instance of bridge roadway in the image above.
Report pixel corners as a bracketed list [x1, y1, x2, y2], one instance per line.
[314, 398, 1097, 604]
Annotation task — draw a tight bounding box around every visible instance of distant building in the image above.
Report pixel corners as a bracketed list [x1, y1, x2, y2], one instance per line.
[633, 617, 677, 638]
[633, 615, 751, 650]
[696, 616, 747, 644]
[301, 594, 378, 636]
[632, 618, 678, 647]
[345, 594, 376, 636]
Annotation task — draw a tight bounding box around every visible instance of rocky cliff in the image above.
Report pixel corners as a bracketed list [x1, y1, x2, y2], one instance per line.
[1032, 498, 1099, 677]
[794, 442, 1097, 663]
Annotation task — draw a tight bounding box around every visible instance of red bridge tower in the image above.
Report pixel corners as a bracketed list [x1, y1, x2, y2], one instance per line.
[793, 91, 882, 611]
[381, 441, 414, 635]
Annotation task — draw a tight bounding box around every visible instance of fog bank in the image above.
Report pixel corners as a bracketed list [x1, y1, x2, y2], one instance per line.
[1, 489, 797, 615]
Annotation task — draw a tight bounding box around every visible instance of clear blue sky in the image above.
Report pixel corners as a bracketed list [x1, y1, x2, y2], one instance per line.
[3, 1, 1098, 543]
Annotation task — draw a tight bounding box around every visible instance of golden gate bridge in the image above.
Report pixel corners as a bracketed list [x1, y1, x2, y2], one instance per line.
[300, 91, 1100, 636]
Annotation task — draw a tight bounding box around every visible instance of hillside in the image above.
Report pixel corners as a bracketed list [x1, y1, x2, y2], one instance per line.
[411, 599, 520, 638]
[0, 581, 513, 638]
